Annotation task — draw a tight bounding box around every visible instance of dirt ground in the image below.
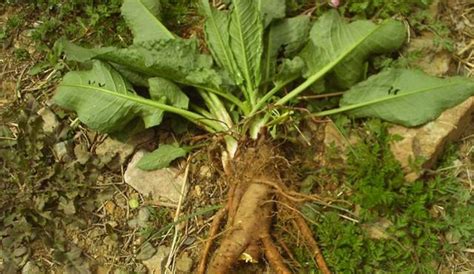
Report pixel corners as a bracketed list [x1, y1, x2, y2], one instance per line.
[1, 1, 473, 273]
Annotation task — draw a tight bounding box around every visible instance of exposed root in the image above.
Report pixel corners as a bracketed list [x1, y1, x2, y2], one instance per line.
[197, 208, 227, 274]
[198, 141, 332, 273]
[293, 211, 331, 274]
[261, 233, 292, 274]
[207, 183, 272, 273]
[276, 235, 302, 268]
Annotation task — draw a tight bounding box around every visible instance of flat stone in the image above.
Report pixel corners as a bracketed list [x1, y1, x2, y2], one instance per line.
[124, 150, 186, 207]
[323, 122, 346, 149]
[95, 265, 110, 274]
[74, 143, 91, 164]
[53, 141, 71, 162]
[95, 138, 135, 166]
[37, 107, 59, 134]
[95, 130, 155, 168]
[416, 51, 452, 76]
[321, 122, 359, 164]
[389, 97, 474, 181]
[142, 246, 170, 274]
[175, 252, 193, 273]
[408, 32, 452, 76]
[22, 261, 41, 274]
[361, 218, 393, 240]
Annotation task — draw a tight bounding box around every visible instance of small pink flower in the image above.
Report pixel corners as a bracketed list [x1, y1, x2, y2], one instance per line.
[329, 0, 340, 8]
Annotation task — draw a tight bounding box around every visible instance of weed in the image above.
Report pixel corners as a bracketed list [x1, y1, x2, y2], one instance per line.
[0, 98, 164, 272]
[161, 0, 200, 33]
[340, 0, 432, 19]
[14, 47, 29, 60]
[1, 13, 21, 42]
[299, 120, 473, 272]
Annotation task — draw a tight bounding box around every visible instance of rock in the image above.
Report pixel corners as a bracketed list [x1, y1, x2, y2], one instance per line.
[74, 143, 90, 164]
[95, 265, 110, 274]
[194, 185, 203, 198]
[104, 201, 116, 216]
[95, 138, 135, 167]
[414, 50, 451, 77]
[95, 130, 155, 168]
[361, 218, 393, 240]
[323, 122, 342, 147]
[137, 242, 157, 261]
[198, 165, 212, 179]
[142, 246, 170, 274]
[408, 32, 452, 76]
[124, 150, 186, 207]
[22, 261, 41, 274]
[175, 252, 193, 273]
[37, 107, 59, 133]
[389, 97, 474, 182]
[320, 97, 474, 182]
[14, 30, 36, 55]
[323, 122, 348, 153]
[128, 207, 151, 228]
[321, 122, 359, 164]
[53, 141, 72, 161]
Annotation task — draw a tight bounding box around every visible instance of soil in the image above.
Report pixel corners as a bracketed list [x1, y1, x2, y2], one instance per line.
[1, 0, 473, 273]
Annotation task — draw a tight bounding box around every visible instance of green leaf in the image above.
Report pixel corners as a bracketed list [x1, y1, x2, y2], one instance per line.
[59, 38, 114, 62]
[121, 0, 174, 43]
[276, 11, 406, 105]
[61, 39, 245, 110]
[201, 0, 242, 84]
[112, 64, 150, 87]
[54, 61, 164, 133]
[259, 0, 285, 28]
[148, 77, 189, 109]
[229, 0, 264, 100]
[136, 39, 224, 88]
[262, 15, 310, 83]
[300, 11, 406, 89]
[273, 57, 305, 85]
[54, 61, 221, 133]
[62, 39, 223, 90]
[318, 69, 474, 127]
[137, 144, 188, 170]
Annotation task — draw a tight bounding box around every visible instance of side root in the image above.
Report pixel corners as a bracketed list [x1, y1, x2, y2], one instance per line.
[293, 212, 331, 274]
[197, 207, 227, 274]
[261, 233, 292, 274]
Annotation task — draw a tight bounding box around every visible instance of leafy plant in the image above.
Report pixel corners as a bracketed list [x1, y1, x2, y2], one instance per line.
[300, 120, 473, 273]
[36, 0, 474, 273]
[341, 0, 432, 19]
[53, 0, 474, 164]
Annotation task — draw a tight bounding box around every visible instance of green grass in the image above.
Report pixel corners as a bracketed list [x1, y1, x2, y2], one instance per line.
[341, 0, 432, 18]
[297, 120, 473, 273]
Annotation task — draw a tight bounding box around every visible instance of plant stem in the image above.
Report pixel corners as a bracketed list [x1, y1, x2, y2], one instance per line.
[275, 65, 334, 106]
[190, 103, 214, 119]
[199, 90, 233, 131]
[201, 86, 249, 114]
[298, 91, 344, 100]
[250, 78, 295, 116]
